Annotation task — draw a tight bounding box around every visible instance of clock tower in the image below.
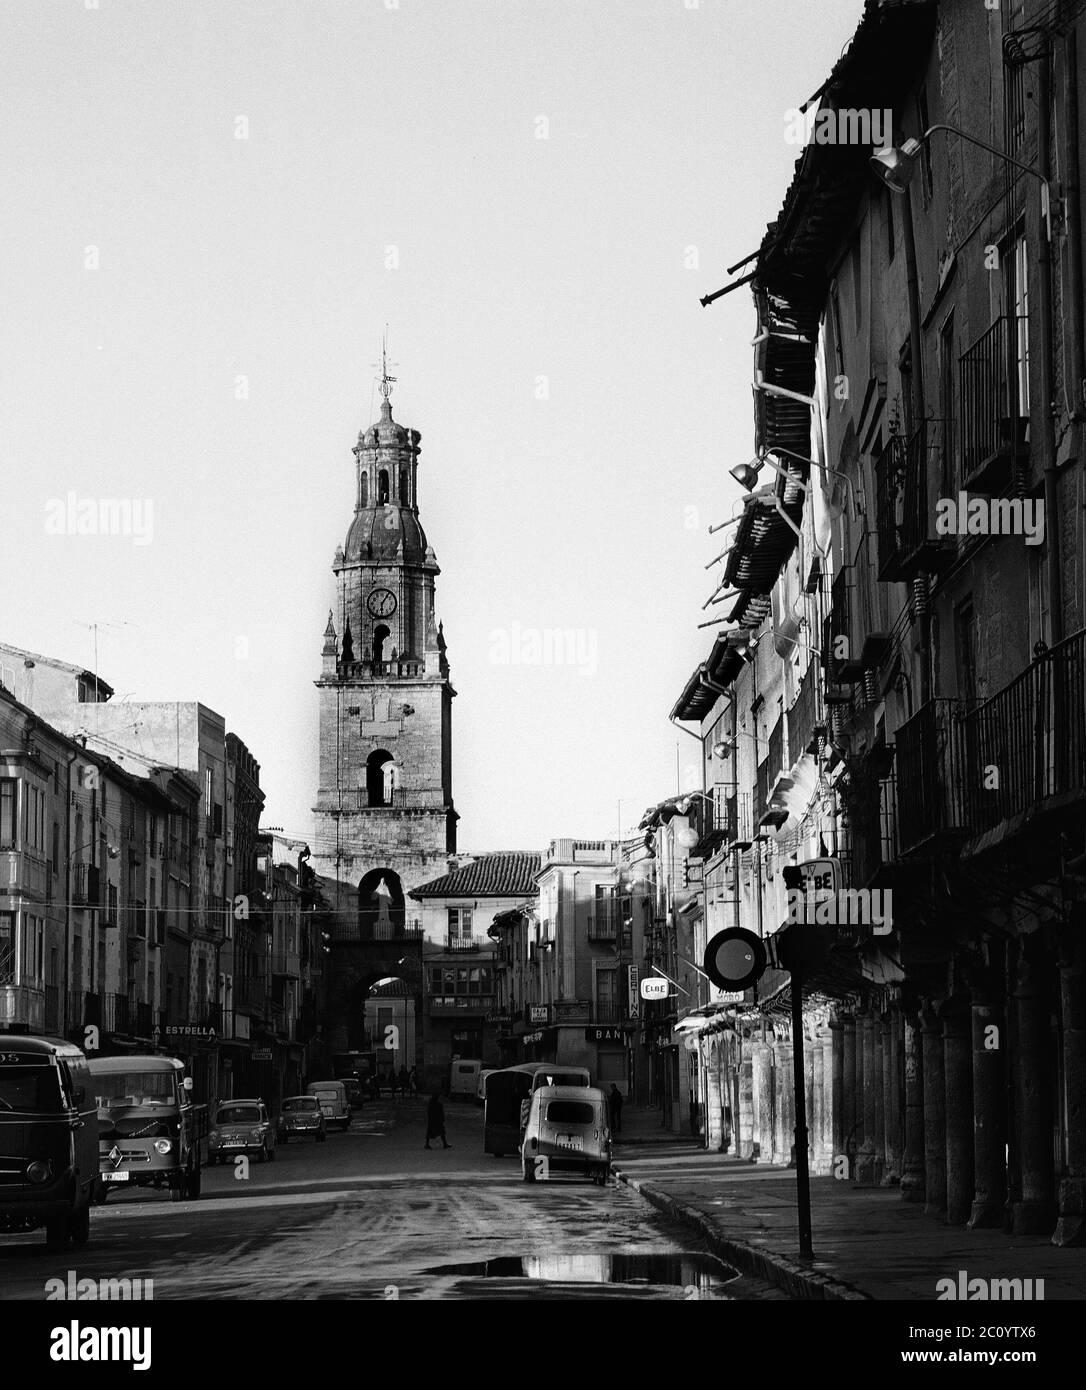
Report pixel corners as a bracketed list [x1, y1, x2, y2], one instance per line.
[312, 370, 457, 1050]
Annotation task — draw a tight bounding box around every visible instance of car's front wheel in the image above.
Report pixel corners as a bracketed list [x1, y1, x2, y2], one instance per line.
[267, 1143, 276, 1162]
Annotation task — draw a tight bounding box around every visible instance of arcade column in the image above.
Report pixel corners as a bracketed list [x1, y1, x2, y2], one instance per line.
[901, 1006, 926, 1203]
[921, 1002, 947, 1219]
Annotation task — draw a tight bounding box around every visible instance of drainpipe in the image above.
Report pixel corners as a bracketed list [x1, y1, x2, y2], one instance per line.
[64, 748, 78, 1029]
[901, 182, 931, 703]
[1039, 47, 1064, 644]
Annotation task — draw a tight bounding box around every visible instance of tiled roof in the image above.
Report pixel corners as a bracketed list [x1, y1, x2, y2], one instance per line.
[409, 852, 542, 900]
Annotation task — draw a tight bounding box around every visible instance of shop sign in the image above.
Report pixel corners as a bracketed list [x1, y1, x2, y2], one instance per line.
[251, 1048, 272, 1061]
[584, 1025, 633, 1043]
[523, 1030, 544, 1044]
[527, 1005, 551, 1024]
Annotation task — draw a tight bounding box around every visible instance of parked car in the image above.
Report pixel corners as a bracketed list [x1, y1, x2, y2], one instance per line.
[208, 1099, 276, 1164]
[0, 1035, 99, 1249]
[277, 1096, 327, 1143]
[305, 1080, 351, 1130]
[521, 1085, 611, 1186]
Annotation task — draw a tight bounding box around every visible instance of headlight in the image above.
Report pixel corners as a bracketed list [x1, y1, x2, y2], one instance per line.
[27, 1160, 52, 1184]
[153, 1139, 173, 1155]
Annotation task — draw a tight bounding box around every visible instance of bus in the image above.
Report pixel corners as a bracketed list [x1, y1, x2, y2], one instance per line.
[483, 1063, 592, 1156]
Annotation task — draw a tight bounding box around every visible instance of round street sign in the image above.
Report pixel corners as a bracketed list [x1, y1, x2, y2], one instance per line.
[703, 927, 768, 991]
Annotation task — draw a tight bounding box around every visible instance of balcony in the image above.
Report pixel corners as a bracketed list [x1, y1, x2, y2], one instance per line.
[71, 862, 99, 908]
[959, 628, 1086, 841]
[102, 993, 130, 1034]
[590, 1002, 628, 1025]
[900, 419, 955, 573]
[441, 935, 488, 952]
[788, 660, 824, 759]
[270, 951, 300, 978]
[875, 434, 907, 580]
[126, 900, 147, 939]
[847, 764, 899, 889]
[960, 315, 1030, 494]
[428, 994, 495, 1017]
[895, 699, 968, 856]
[822, 567, 863, 690]
[329, 920, 424, 945]
[0, 848, 49, 899]
[587, 907, 617, 941]
[0, 984, 44, 1030]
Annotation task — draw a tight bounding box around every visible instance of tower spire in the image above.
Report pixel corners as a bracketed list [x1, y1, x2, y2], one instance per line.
[373, 325, 398, 414]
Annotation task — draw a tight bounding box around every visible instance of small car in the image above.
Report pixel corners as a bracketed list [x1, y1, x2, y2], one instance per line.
[208, 1099, 276, 1164]
[521, 1085, 611, 1185]
[277, 1095, 327, 1143]
[306, 1080, 351, 1131]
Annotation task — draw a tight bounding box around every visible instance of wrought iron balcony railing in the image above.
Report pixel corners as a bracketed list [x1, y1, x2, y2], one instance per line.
[959, 314, 1030, 493]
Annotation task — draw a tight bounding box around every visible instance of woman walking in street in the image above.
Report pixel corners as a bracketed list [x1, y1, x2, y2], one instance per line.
[424, 1092, 451, 1150]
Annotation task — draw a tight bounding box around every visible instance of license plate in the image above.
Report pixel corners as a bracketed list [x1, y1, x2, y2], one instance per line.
[102, 1172, 130, 1182]
[321, 1106, 333, 1116]
[557, 1135, 583, 1150]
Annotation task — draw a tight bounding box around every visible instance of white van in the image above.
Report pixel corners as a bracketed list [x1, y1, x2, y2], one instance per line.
[476, 1069, 497, 1106]
[306, 1079, 351, 1130]
[448, 1059, 482, 1099]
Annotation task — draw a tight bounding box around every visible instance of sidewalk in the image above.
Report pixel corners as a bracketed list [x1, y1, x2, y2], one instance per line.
[612, 1108, 1086, 1301]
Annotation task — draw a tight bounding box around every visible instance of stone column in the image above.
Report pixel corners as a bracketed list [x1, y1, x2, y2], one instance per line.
[809, 1026, 822, 1173]
[1054, 927, 1086, 1245]
[830, 1019, 845, 1164]
[942, 993, 974, 1225]
[774, 1034, 795, 1166]
[883, 1006, 902, 1186]
[841, 1013, 857, 1173]
[968, 985, 1005, 1229]
[751, 1038, 773, 1162]
[738, 1044, 754, 1159]
[901, 1008, 926, 1202]
[871, 1011, 885, 1185]
[1011, 933, 1055, 1233]
[856, 1011, 878, 1184]
[921, 1002, 947, 1219]
[821, 1027, 835, 1174]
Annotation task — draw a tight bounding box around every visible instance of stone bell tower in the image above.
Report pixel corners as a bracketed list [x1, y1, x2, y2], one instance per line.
[312, 361, 457, 1050]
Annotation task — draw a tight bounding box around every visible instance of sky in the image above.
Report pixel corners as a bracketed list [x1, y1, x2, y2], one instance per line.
[0, 0, 864, 854]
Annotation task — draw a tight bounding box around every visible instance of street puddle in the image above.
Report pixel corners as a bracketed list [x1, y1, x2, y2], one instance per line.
[423, 1251, 738, 1291]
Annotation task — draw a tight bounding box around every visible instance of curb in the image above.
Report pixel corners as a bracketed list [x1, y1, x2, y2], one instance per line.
[613, 1166, 872, 1301]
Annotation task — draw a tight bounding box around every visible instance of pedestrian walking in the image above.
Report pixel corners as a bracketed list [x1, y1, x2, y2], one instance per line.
[424, 1092, 451, 1150]
[608, 1083, 623, 1134]
[408, 1066, 418, 1098]
[398, 1065, 410, 1098]
[370, 1072, 381, 1102]
[387, 1069, 399, 1099]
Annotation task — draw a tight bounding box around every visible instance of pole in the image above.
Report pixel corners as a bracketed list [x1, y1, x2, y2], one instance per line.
[791, 963, 813, 1257]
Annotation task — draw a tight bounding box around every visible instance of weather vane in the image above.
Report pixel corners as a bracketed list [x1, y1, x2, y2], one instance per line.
[373, 325, 399, 403]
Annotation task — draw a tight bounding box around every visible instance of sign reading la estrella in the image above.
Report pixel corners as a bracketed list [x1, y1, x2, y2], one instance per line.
[162, 1025, 217, 1041]
[585, 1025, 634, 1043]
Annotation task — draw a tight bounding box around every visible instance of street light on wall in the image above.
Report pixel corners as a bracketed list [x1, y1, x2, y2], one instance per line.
[870, 124, 1051, 237]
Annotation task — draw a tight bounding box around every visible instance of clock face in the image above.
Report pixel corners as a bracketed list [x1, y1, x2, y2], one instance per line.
[367, 588, 397, 618]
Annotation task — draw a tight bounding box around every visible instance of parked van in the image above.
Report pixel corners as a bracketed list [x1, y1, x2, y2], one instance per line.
[520, 1066, 591, 1136]
[88, 1053, 207, 1202]
[0, 1035, 99, 1249]
[306, 1079, 351, 1130]
[521, 1085, 611, 1186]
[476, 1069, 496, 1106]
[448, 1058, 481, 1099]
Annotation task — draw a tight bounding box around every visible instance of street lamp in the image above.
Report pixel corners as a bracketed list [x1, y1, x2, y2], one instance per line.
[871, 124, 1051, 236]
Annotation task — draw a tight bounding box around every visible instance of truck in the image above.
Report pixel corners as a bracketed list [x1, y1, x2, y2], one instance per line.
[87, 1054, 208, 1203]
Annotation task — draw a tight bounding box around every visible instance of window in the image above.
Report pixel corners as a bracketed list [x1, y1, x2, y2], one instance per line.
[955, 598, 978, 705]
[204, 768, 213, 818]
[0, 911, 15, 983]
[378, 470, 390, 505]
[360, 472, 368, 508]
[22, 783, 46, 853]
[52, 822, 59, 876]
[447, 907, 473, 940]
[545, 1100, 594, 1125]
[399, 466, 408, 503]
[0, 779, 16, 847]
[829, 283, 845, 382]
[1008, 232, 1030, 415]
